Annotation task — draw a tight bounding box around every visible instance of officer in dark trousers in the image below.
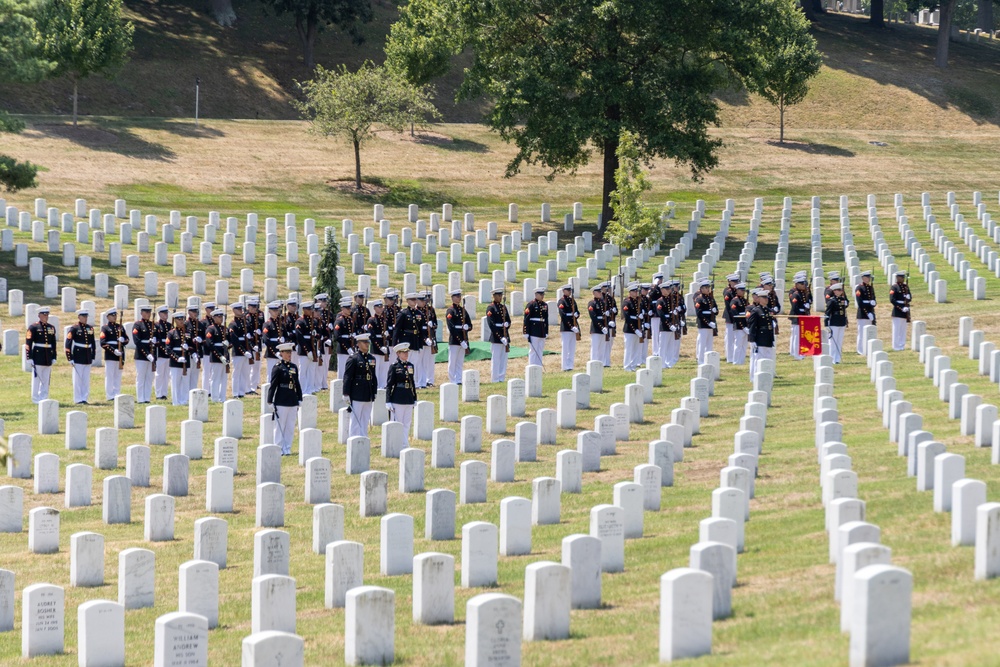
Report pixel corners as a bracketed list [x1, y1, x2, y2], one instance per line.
[268, 342, 303, 456]
[65, 309, 96, 404]
[523, 287, 549, 367]
[385, 342, 417, 447]
[335, 297, 357, 381]
[133, 305, 157, 403]
[343, 332, 378, 438]
[747, 288, 775, 378]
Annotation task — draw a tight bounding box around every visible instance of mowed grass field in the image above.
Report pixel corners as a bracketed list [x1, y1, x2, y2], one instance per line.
[2, 165, 1000, 666]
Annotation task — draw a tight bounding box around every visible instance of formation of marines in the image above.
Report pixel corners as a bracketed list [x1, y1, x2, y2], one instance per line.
[25, 269, 912, 412]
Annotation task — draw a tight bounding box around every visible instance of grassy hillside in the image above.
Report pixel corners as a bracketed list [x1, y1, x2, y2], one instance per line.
[3, 7, 1000, 129]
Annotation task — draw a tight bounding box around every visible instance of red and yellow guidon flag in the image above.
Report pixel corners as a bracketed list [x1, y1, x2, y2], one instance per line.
[799, 316, 823, 356]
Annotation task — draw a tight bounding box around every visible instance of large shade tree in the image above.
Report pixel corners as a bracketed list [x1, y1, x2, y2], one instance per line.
[386, 0, 817, 226]
[258, 0, 373, 69]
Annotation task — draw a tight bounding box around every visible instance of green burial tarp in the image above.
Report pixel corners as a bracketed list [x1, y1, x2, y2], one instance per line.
[433, 341, 556, 363]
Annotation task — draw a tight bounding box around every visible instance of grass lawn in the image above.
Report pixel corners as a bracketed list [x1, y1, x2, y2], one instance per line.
[2, 178, 1000, 664]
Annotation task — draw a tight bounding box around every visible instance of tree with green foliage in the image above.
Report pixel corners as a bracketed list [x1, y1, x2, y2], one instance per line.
[757, 11, 822, 143]
[257, 0, 373, 69]
[294, 62, 439, 189]
[315, 228, 343, 305]
[387, 0, 816, 227]
[605, 131, 667, 252]
[0, 0, 52, 191]
[37, 0, 134, 127]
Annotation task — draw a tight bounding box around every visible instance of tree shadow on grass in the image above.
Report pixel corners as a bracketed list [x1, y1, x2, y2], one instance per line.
[327, 175, 460, 209]
[765, 140, 855, 158]
[28, 122, 177, 162]
[156, 120, 226, 139]
[415, 135, 490, 153]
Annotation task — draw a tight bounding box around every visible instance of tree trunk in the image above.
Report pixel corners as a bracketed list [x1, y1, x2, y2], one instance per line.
[601, 135, 619, 231]
[936, 0, 959, 67]
[72, 78, 78, 127]
[779, 103, 785, 143]
[978, 0, 993, 32]
[354, 138, 362, 189]
[802, 0, 817, 20]
[410, 121, 415, 137]
[870, 0, 884, 27]
[295, 17, 318, 68]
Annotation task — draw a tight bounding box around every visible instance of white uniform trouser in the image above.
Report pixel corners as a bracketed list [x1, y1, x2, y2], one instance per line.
[725, 323, 734, 362]
[856, 318, 875, 355]
[318, 348, 329, 390]
[829, 326, 846, 363]
[274, 405, 298, 455]
[656, 332, 670, 367]
[201, 361, 210, 390]
[31, 364, 52, 403]
[209, 362, 227, 402]
[135, 360, 154, 402]
[640, 325, 650, 361]
[70, 362, 91, 403]
[185, 357, 200, 398]
[787, 321, 800, 360]
[297, 354, 313, 393]
[420, 347, 435, 387]
[349, 401, 373, 439]
[750, 344, 775, 379]
[170, 367, 189, 405]
[891, 317, 907, 351]
[622, 332, 640, 370]
[312, 357, 325, 392]
[732, 330, 748, 365]
[389, 404, 413, 447]
[650, 319, 661, 358]
[665, 334, 682, 368]
[448, 345, 465, 384]
[590, 334, 604, 362]
[232, 356, 248, 397]
[560, 331, 577, 370]
[266, 357, 279, 384]
[104, 360, 123, 400]
[155, 359, 170, 398]
[491, 343, 508, 383]
[603, 331, 613, 367]
[251, 354, 263, 391]
[337, 353, 349, 382]
[696, 328, 715, 365]
[527, 335, 545, 368]
[375, 356, 390, 389]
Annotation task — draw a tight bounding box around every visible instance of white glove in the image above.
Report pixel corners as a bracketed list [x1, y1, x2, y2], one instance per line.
[279, 336, 285, 343]
[255, 329, 262, 336]
[243, 351, 252, 359]
[182, 343, 190, 350]
[118, 336, 125, 343]
[114, 349, 122, 357]
[194, 336, 203, 343]
[604, 310, 610, 317]
[69, 361, 75, 366]
[709, 322, 717, 329]
[327, 323, 334, 330]
[905, 294, 911, 301]
[348, 348, 356, 356]
[638, 312, 644, 320]
[386, 403, 393, 411]
[902, 307, 909, 313]
[867, 313, 875, 321]
[192, 353, 199, 362]
[669, 325, 677, 332]
[609, 321, 616, 328]
[461, 341, 468, 350]
[146, 354, 154, 362]
[602, 327, 608, 335]
[643, 323, 650, 329]
[225, 340, 231, 348]
[501, 337, 508, 345]
[324, 339, 332, 347]
[571, 327, 579, 333]
[380, 347, 388, 355]
[462, 324, 470, 331]
[711, 307, 718, 314]
[804, 303, 811, 309]
[151, 337, 157, 344]
[425, 338, 434, 347]
[771, 307, 779, 313]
